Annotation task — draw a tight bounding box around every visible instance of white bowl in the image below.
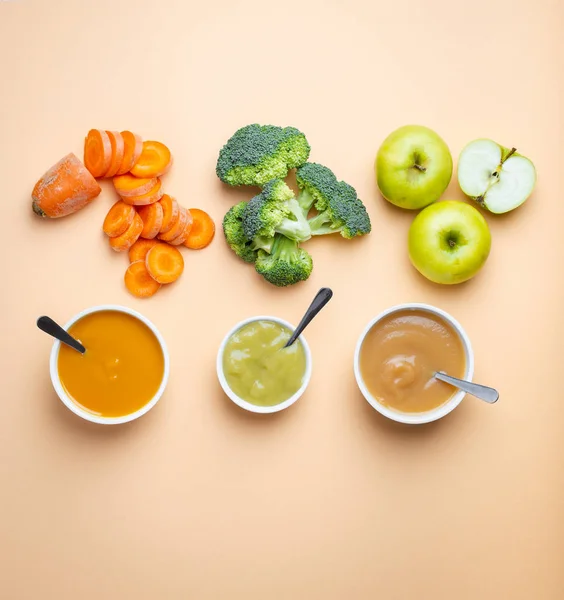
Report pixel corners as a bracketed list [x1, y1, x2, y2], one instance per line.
[217, 316, 312, 414]
[354, 303, 474, 425]
[50, 304, 170, 425]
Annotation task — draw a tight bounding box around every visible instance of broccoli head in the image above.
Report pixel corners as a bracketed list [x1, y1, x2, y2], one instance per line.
[242, 179, 312, 244]
[295, 162, 341, 215]
[216, 124, 311, 187]
[255, 234, 313, 287]
[223, 201, 273, 263]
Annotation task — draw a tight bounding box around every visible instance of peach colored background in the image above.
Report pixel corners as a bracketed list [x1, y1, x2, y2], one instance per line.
[1, 0, 562, 598]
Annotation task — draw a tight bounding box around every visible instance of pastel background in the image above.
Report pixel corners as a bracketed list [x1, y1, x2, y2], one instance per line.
[1, 0, 562, 598]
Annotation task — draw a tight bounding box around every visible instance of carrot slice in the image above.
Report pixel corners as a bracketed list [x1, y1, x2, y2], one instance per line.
[168, 209, 194, 245]
[117, 131, 143, 175]
[146, 243, 184, 284]
[130, 141, 173, 178]
[109, 213, 143, 252]
[113, 173, 158, 198]
[120, 179, 163, 206]
[104, 131, 125, 178]
[128, 238, 161, 263]
[125, 261, 161, 298]
[84, 129, 112, 178]
[102, 200, 135, 237]
[32, 153, 102, 218]
[138, 202, 164, 239]
[184, 208, 215, 249]
[158, 206, 188, 242]
[158, 194, 179, 234]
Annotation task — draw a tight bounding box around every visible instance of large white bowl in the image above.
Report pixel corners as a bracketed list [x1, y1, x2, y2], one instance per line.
[354, 303, 474, 425]
[50, 304, 170, 425]
[217, 316, 312, 414]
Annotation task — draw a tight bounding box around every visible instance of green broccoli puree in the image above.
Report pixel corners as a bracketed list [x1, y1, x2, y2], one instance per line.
[223, 320, 307, 406]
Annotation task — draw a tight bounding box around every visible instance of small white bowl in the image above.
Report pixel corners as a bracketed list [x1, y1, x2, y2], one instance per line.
[354, 303, 474, 425]
[50, 304, 170, 425]
[217, 316, 312, 414]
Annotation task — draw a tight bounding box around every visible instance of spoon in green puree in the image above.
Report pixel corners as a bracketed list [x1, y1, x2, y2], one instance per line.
[284, 287, 333, 349]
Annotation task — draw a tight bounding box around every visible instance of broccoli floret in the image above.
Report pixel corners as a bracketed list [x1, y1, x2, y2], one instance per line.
[223, 201, 271, 263]
[255, 234, 313, 287]
[216, 124, 311, 187]
[242, 179, 311, 244]
[296, 162, 371, 239]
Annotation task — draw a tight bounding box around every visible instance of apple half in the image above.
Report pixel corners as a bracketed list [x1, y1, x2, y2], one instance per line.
[457, 139, 536, 214]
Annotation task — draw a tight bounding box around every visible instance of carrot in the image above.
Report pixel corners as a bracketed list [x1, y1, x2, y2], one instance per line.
[130, 141, 173, 178]
[84, 129, 112, 178]
[137, 202, 164, 239]
[117, 131, 143, 175]
[102, 200, 136, 237]
[145, 243, 184, 284]
[32, 153, 101, 219]
[104, 131, 125, 178]
[125, 261, 161, 298]
[184, 208, 215, 249]
[109, 213, 143, 252]
[168, 209, 194, 245]
[158, 194, 179, 234]
[120, 179, 163, 206]
[158, 206, 189, 242]
[128, 238, 161, 263]
[113, 173, 158, 198]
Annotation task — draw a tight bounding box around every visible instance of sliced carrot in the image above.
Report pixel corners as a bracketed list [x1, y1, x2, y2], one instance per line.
[104, 131, 125, 178]
[130, 141, 173, 178]
[84, 129, 112, 178]
[168, 209, 194, 245]
[109, 213, 143, 252]
[158, 206, 189, 242]
[125, 261, 161, 298]
[184, 208, 215, 249]
[117, 131, 143, 175]
[158, 194, 179, 234]
[32, 153, 101, 218]
[113, 173, 158, 198]
[102, 200, 136, 237]
[128, 238, 161, 263]
[146, 243, 184, 284]
[138, 202, 164, 239]
[120, 179, 163, 206]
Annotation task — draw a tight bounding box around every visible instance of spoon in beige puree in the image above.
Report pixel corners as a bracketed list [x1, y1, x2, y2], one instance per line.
[434, 372, 499, 404]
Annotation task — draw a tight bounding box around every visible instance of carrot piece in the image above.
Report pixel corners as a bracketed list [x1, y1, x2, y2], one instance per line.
[184, 209, 215, 249]
[145, 243, 184, 284]
[113, 173, 158, 198]
[125, 261, 161, 298]
[109, 213, 143, 252]
[158, 206, 189, 242]
[104, 131, 125, 178]
[120, 179, 163, 206]
[84, 129, 112, 178]
[102, 200, 136, 237]
[137, 202, 164, 239]
[130, 141, 173, 178]
[128, 238, 161, 263]
[117, 131, 143, 175]
[158, 194, 179, 234]
[168, 209, 194, 245]
[32, 153, 101, 219]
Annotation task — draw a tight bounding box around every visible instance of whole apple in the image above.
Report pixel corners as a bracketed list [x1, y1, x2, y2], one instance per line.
[408, 201, 491, 284]
[376, 125, 453, 210]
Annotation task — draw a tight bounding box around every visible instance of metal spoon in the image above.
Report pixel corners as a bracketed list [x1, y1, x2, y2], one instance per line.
[284, 287, 333, 348]
[37, 316, 86, 354]
[434, 371, 498, 404]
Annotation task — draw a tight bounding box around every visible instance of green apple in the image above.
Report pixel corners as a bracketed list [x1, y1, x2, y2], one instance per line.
[408, 201, 491, 284]
[375, 125, 453, 210]
[457, 139, 536, 214]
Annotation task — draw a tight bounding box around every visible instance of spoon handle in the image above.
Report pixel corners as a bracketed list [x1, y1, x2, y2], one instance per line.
[284, 287, 333, 348]
[435, 372, 499, 404]
[37, 316, 86, 354]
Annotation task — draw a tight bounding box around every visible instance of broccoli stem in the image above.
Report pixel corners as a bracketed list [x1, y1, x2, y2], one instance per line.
[275, 198, 312, 242]
[308, 210, 342, 236]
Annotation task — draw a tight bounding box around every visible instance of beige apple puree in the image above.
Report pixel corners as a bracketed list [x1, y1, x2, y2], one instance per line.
[359, 309, 465, 413]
